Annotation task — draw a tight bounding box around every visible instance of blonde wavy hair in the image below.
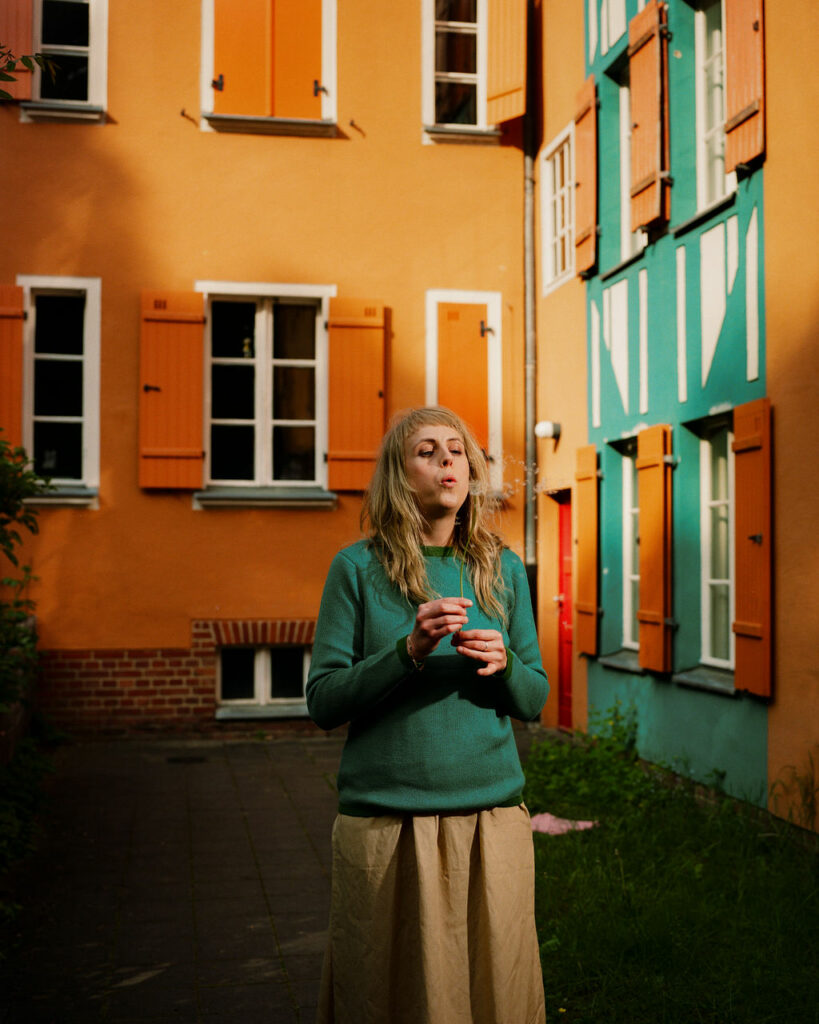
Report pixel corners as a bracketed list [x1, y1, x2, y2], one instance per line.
[361, 406, 507, 621]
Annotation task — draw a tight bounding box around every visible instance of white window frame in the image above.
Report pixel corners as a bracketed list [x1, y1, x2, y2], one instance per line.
[199, 0, 338, 130]
[422, 0, 488, 132]
[618, 74, 647, 262]
[217, 645, 311, 716]
[622, 445, 640, 650]
[694, 0, 736, 210]
[23, 0, 108, 122]
[541, 123, 575, 294]
[599, 0, 627, 56]
[195, 281, 334, 490]
[17, 274, 100, 497]
[424, 289, 502, 494]
[700, 422, 735, 669]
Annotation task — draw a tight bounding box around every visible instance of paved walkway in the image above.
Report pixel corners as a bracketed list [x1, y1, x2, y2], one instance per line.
[1, 726, 541, 1023]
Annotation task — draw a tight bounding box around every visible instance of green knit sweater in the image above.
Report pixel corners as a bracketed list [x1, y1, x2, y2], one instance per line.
[306, 540, 549, 816]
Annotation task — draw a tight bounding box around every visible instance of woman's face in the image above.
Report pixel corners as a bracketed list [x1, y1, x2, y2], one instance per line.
[404, 422, 470, 524]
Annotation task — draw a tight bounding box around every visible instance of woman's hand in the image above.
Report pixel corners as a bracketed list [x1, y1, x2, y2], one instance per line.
[451, 629, 508, 676]
[409, 597, 472, 662]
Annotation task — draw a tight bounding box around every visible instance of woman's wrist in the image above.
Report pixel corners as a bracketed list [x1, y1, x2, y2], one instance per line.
[406, 634, 426, 671]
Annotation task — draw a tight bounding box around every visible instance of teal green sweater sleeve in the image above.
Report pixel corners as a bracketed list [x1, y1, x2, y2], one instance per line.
[306, 548, 413, 731]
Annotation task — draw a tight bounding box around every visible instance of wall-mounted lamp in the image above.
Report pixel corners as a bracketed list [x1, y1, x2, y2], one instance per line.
[534, 420, 561, 442]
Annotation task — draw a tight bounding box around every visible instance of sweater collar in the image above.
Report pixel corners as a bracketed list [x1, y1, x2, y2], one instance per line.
[422, 545, 455, 557]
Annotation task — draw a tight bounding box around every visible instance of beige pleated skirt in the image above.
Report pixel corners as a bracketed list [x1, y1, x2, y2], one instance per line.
[316, 805, 546, 1024]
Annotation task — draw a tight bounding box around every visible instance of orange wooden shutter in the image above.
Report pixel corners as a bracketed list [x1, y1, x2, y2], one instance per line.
[574, 75, 598, 275]
[575, 445, 599, 656]
[628, 0, 670, 231]
[327, 299, 386, 491]
[213, 0, 273, 116]
[139, 291, 206, 489]
[724, 0, 765, 172]
[437, 303, 489, 455]
[0, 285, 25, 449]
[636, 424, 673, 672]
[732, 397, 772, 697]
[273, 0, 322, 119]
[0, 0, 33, 101]
[486, 0, 527, 124]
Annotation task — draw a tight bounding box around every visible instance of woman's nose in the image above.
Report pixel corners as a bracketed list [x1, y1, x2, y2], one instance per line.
[440, 451, 453, 466]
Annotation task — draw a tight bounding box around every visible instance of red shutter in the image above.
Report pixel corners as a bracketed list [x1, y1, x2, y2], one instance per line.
[724, 0, 765, 172]
[732, 398, 772, 697]
[0, 0, 33, 101]
[213, 0, 272, 116]
[0, 285, 25, 449]
[575, 445, 599, 656]
[487, 0, 527, 124]
[327, 299, 386, 491]
[273, 0, 322, 119]
[628, 0, 670, 231]
[437, 303, 489, 455]
[139, 291, 206, 489]
[574, 75, 598, 275]
[637, 424, 673, 672]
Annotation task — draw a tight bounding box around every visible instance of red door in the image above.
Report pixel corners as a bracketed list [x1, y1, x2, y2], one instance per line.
[557, 497, 573, 730]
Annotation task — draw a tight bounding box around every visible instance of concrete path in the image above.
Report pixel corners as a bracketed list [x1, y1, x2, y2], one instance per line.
[1, 725, 541, 1023]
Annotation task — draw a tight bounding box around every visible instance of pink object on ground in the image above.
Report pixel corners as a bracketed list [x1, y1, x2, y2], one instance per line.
[530, 812, 598, 835]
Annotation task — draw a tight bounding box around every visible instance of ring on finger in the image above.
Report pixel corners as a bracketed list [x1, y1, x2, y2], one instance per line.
[483, 641, 488, 652]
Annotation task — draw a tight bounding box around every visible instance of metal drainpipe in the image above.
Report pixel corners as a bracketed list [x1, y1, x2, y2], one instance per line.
[523, 4, 537, 575]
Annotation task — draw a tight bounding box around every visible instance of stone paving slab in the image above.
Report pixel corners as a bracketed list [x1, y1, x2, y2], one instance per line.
[0, 734, 345, 1024]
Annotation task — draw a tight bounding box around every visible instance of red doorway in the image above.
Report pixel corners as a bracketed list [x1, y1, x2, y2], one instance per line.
[557, 496, 573, 730]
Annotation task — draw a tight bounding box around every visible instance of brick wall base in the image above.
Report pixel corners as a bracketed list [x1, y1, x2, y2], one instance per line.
[36, 619, 317, 733]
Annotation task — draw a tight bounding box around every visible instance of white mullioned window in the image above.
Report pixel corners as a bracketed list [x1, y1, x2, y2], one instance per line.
[700, 422, 735, 667]
[622, 446, 640, 650]
[205, 292, 329, 487]
[618, 71, 647, 261]
[18, 275, 100, 491]
[600, 0, 627, 56]
[25, 0, 108, 118]
[695, 0, 736, 208]
[423, 0, 487, 129]
[219, 646, 311, 710]
[541, 125, 575, 292]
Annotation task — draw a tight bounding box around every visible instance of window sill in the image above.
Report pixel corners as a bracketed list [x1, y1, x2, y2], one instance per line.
[672, 191, 737, 238]
[215, 703, 308, 721]
[25, 486, 99, 508]
[423, 124, 502, 145]
[203, 112, 338, 137]
[193, 486, 337, 509]
[20, 102, 106, 124]
[597, 648, 645, 674]
[599, 247, 646, 282]
[672, 665, 736, 697]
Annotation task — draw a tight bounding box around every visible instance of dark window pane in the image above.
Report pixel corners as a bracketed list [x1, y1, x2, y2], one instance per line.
[42, 1, 89, 45]
[220, 648, 255, 701]
[34, 421, 82, 479]
[210, 425, 254, 480]
[212, 301, 256, 359]
[40, 53, 88, 101]
[34, 359, 83, 416]
[35, 294, 84, 354]
[270, 647, 305, 699]
[435, 31, 477, 73]
[273, 426, 315, 481]
[274, 304, 316, 359]
[274, 366, 315, 420]
[211, 364, 255, 419]
[436, 0, 476, 23]
[435, 81, 477, 125]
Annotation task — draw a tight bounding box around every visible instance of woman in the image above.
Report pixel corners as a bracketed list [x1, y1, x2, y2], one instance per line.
[307, 406, 549, 1024]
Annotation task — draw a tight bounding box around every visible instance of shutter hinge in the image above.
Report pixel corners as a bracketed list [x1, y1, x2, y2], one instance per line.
[323, 452, 328, 463]
[664, 618, 679, 629]
[212, 74, 224, 92]
[663, 455, 679, 467]
[748, 533, 763, 545]
[313, 80, 328, 96]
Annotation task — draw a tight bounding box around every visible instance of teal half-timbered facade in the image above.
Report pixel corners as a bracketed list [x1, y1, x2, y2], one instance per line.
[576, 0, 771, 802]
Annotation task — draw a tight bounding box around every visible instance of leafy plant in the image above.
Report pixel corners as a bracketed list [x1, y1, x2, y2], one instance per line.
[0, 46, 57, 101]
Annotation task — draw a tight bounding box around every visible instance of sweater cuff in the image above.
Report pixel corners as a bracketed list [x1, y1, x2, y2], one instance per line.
[500, 648, 515, 680]
[395, 635, 414, 670]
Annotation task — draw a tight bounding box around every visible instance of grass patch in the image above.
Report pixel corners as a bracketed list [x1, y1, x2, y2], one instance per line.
[524, 706, 819, 1024]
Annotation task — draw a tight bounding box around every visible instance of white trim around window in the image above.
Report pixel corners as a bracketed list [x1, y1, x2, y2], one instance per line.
[22, 0, 108, 123]
[194, 281, 335, 492]
[424, 288, 502, 493]
[422, 0, 489, 140]
[541, 122, 575, 294]
[17, 274, 101, 501]
[700, 422, 735, 668]
[216, 645, 311, 719]
[621, 445, 639, 650]
[694, 0, 736, 210]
